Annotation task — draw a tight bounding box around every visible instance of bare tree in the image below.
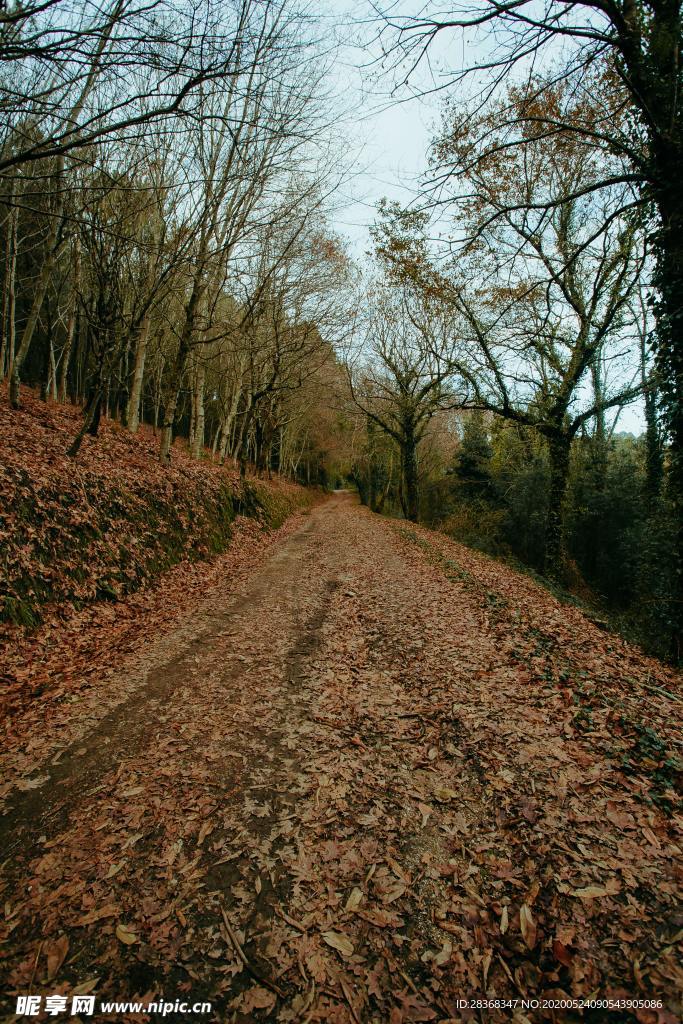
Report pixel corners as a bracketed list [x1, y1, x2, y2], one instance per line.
[348, 282, 462, 521]
[377, 0, 683, 639]
[154, 4, 335, 464]
[374, 102, 648, 567]
[0, 0, 265, 173]
[231, 213, 353, 474]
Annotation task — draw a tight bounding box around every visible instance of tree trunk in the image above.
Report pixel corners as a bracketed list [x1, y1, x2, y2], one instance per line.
[159, 341, 190, 463]
[191, 360, 206, 459]
[375, 451, 393, 514]
[68, 388, 102, 457]
[366, 418, 377, 511]
[160, 385, 181, 464]
[644, 380, 663, 500]
[48, 335, 58, 399]
[73, 311, 87, 404]
[401, 429, 419, 523]
[41, 324, 53, 402]
[217, 381, 242, 464]
[1, 191, 18, 381]
[59, 305, 77, 403]
[218, 420, 231, 463]
[152, 357, 164, 435]
[651, 177, 683, 659]
[159, 269, 203, 463]
[126, 314, 150, 433]
[545, 432, 572, 576]
[239, 402, 255, 477]
[9, 195, 65, 408]
[88, 390, 103, 436]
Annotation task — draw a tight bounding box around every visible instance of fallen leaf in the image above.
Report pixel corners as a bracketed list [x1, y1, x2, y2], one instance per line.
[519, 903, 536, 949]
[357, 909, 403, 928]
[46, 934, 69, 980]
[105, 860, 126, 879]
[382, 884, 407, 904]
[434, 940, 452, 967]
[16, 775, 50, 791]
[76, 904, 118, 926]
[433, 787, 459, 802]
[197, 820, 214, 846]
[482, 948, 492, 987]
[322, 930, 354, 957]
[240, 986, 277, 1013]
[72, 978, 99, 996]
[345, 887, 363, 911]
[116, 924, 138, 945]
[605, 801, 635, 830]
[642, 827, 661, 849]
[571, 886, 608, 900]
[553, 938, 573, 967]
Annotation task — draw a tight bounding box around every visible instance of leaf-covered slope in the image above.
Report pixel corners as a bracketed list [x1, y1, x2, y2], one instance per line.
[0, 391, 309, 628]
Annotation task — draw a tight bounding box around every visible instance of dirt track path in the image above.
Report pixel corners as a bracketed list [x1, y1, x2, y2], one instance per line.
[1, 495, 681, 1023]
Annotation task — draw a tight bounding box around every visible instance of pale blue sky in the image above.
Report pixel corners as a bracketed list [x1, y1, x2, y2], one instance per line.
[323, 0, 438, 257]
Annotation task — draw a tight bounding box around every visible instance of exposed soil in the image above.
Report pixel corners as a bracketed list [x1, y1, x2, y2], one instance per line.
[0, 494, 681, 1024]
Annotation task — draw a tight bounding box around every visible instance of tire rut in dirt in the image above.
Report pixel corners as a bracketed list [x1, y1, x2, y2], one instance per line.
[0, 516, 325, 863]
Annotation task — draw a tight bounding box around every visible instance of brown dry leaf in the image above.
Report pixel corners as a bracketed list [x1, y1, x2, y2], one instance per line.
[571, 886, 608, 900]
[434, 940, 452, 967]
[197, 820, 214, 846]
[433, 787, 459, 802]
[519, 903, 536, 949]
[240, 987, 278, 1014]
[76, 903, 118, 926]
[105, 860, 126, 879]
[605, 801, 635, 830]
[16, 775, 50, 791]
[417, 803, 432, 827]
[553, 938, 573, 967]
[357, 909, 403, 928]
[482, 948, 492, 987]
[642, 826, 661, 849]
[500, 905, 509, 934]
[382, 884, 407, 904]
[322, 930, 354, 957]
[115, 923, 138, 945]
[345, 887, 363, 911]
[46, 934, 69, 980]
[386, 856, 411, 883]
[72, 978, 99, 996]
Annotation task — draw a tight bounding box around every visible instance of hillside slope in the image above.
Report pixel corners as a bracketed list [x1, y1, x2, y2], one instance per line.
[0, 392, 309, 628]
[0, 391, 313, 731]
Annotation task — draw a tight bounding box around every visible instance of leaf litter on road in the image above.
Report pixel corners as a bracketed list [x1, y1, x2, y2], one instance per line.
[0, 495, 681, 1023]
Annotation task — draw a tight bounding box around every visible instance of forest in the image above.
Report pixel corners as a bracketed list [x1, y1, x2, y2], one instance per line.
[1, 0, 681, 661]
[1, 0, 682, 1021]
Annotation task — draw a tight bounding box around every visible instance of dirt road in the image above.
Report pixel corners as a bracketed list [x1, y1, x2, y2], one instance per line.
[1, 494, 680, 1023]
